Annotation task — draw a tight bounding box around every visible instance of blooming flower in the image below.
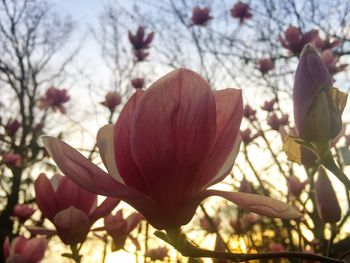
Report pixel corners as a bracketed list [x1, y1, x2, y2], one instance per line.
[243, 105, 256, 120]
[240, 128, 259, 145]
[293, 44, 345, 142]
[321, 49, 347, 75]
[267, 113, 289, 131]
[261, 99, 276, 112]
[280, 26, 319, 55]
[191, 6, 213, 26]
[34, 173, 119, 245]
[131, 78, 145, 89]
[13, 204, 35, 224]
[230, 2, 252, 24]
[100, 91, 122, 112]
[128, 26, 154, 51]
[314, 36, 341, 51]
[258, 58, 274, 74]
[38, 87, 70, 113]
[3, 236, 47, 263]
[94, 210, 143, 251]
[42, 69, 301, 230]
[315, 167, 341, 222]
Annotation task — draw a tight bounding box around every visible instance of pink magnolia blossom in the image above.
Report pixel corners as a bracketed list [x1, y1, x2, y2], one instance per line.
[261, 99, 276, 112]
[243, 105, 256, 120]
[94, 210, 143, 251]
[145, 247, 168, 261]
[240, 128, 260, 145]
[131, 78, 145, 89]
[239, 178, 252, 193]
[280, 26, 319, 55]
[267, 113, 289, 131]
[199, 216, 220, 233]
[100, 91, 122, 111]
[315, 167, 341, 222]
[5, 119, 21, 136]
[13, 204, 35, 224]
[2, 153, 22, 167]
[128, 26, 154, 51]
[38, 87, 70, 113]
[321, 49, 347, 75]
[258, 58, 274, 74]
[287, 175, 308, 200]
[230, 2, 252, 24]
[42, 69, 301, 230]
[3, 236, 47, 263]
[34, 173, 119, 245]
[191, 6, 213, 26]
[314, 36, 341, 51]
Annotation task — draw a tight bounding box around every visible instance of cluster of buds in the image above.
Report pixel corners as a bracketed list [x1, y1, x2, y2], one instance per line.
[191, 6, 213, 26]
[279, 26, 319, 55]
[230, 1, 253, 24]
[128, 26, 154, 62]
[38, 87, 70, 114]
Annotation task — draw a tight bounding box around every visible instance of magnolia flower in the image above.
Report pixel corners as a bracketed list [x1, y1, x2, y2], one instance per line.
[287, 175, 308, 200]
[3, 236, 48, 263]
[191, 6, 213, 26]
[42, 69, 301, 230]
[100, 91, 122, 111]
[13, 204, 35, 224]
[321, 49, 347, 75]
[267, 113, 289, 131]
[243, 105, 256, 120]
[315, 167, 341, 222]
[239, 178, 252, 193]
[131, 78, 145, 89]
[258, 58, 274, 74]
[261, 99, 276, 112]
[314, 36, 341, 51]
[230, 2, 252, 24]
[293, 44, 344, 142]
[38, 87, 70, 113]
[94, 210, 143, 251]
[34, 173, 119, 245]
[145, 247, 168, 261]
[2, 153, 22, 167]
[5, 119, 21, 136]
[240, 128, 260, 145]
[128, 26, 154, 51]
[199, 216, 220, 233]
[279, 26, 318, 55]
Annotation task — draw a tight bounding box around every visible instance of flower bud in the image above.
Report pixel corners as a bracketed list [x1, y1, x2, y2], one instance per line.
[100, 91, 121, 111]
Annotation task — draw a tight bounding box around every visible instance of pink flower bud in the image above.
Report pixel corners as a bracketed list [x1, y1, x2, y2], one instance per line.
[13, 204, 35, 223]
[145, 247, 168, 261]
[128, 26, 154, 51]
[267, 113, 289, 131]
[5, 119, 21, 136]
[230, 2, 252, 24]
[258, 58, 274, 74]
[243, 105, 256, 120]
[131, 78, 145, 89]
[240, 128, 259, 145]
[191, 6, 213, 26]
[315, 167, 341, 222]
[261, 99, 276, 112]
[3, 236, 48, 263]
[38, 87, 70, 114]
[293, 44, 341, 142]
[100, 91, 121, 111]
[2, 153, 22, 167]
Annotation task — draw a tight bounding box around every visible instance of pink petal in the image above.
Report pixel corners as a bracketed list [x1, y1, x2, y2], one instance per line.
[175, 190, 301, 227]
[34, 173, 59, 221]
[3, 237, 10, 258]
[42, 136, 165, 229]
[126, 213, 144, 232]
[26, 226, 56, 237]
[23, 238, 48, 262]
[55, 176, 97, 215]
[97, 124, 124, 183]
[131, 68, 216, 206]
[114, 90, 148, 193]
[89, 197, 120, 223]
[53, 206, 90, 245]
[198, 89, 243, 188]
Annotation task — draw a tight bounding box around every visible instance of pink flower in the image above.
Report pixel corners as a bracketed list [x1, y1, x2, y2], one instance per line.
[243, 105, 256, 120]
[261, 99, 276, 112]
[287, 175, 308, 200]
[94, 210, 143, 251]
[293, 44, 340, 141]
[3, 236, 47, 263]
[315, 167, 341, 222]
[230, 2, 253, 24]
[191, 6, 213, 26]
[269, 242, 285, 252]
[5, 119, 21, 136]
[128, 26, 154, 51]
[240, 128, 260, 145]
[2, 153, 22, 167]
[34, 173, 119, 245]
[314, 36, 341, 51]
[100, 91, 122, 111]
[258, 58, 274, 74]
[131, 78, 145, 89]
[239, 178, 252, 193]
[321, 49, 347, 75]
[279, 26, 319, 55]
[267, 113, 289, 131]
[145, 247, 168, 261]
[199, 216, 220, 233]
[42, 69, 301, 230]
[13, 204, 35, 224]
[38, 87, 70, 113]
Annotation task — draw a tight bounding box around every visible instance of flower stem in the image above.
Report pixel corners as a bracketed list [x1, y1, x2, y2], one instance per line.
[70, 244, 82, 263]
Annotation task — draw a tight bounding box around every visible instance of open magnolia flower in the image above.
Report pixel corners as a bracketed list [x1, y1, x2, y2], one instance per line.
[43, 69, 301, 230]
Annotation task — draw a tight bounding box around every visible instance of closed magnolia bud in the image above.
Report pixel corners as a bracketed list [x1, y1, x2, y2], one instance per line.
[293, 44, 343, 142]
[315, 167, 341, 222]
